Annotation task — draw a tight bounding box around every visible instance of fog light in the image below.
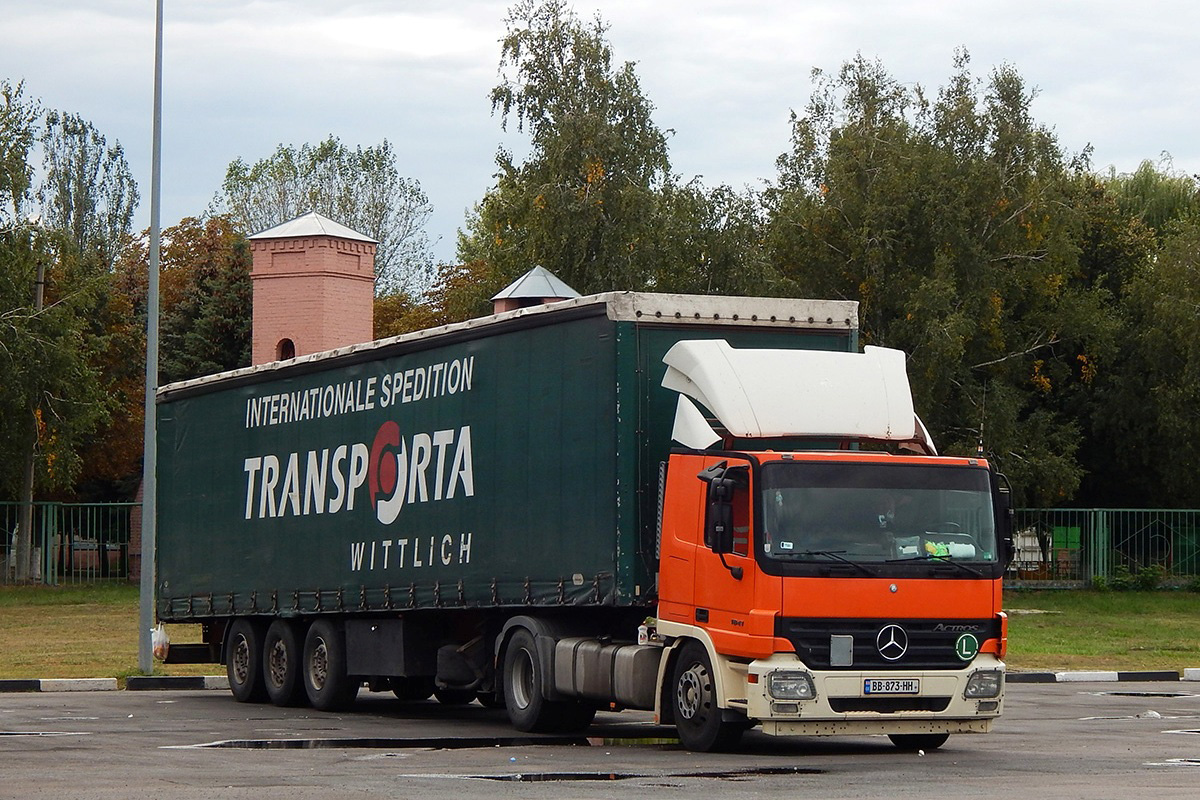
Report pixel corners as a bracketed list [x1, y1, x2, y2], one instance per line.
[771, 702, 800, 715]
[978, 700, 999, 712]
[964, 669, 1003, 699]
[768, 670, 816, 700]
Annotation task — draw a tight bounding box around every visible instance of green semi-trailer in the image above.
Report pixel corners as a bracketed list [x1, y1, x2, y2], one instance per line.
[156, 291, 1009, 751]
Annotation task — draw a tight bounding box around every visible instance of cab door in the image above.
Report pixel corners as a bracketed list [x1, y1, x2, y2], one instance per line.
[691, 457, 776, 659]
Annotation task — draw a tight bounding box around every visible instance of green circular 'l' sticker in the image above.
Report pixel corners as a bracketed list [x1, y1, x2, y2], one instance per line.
[955, 633, 980, 661]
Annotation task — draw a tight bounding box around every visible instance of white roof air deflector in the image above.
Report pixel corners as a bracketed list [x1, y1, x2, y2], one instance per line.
[671, 395, 723, 450]
[662, 340, 929, 448]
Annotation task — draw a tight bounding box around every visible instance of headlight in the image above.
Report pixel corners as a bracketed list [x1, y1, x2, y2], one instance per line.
[768, 670, 816, 700]
[964, 669, 1003, 699]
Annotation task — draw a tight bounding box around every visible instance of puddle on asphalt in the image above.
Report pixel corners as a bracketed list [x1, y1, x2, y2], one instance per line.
[170, 734, 684, 751]
[476, 766, 825, 782]
[169, 735, 593, 750]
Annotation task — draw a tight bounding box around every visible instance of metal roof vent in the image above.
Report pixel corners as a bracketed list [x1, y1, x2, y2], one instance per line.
[491, 266, 580, 313]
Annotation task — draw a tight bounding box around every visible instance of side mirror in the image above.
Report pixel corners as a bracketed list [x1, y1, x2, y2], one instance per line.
[706, 487, 736, 554]
[697, 463, 748, 555]
[993, 471, 1016, 566]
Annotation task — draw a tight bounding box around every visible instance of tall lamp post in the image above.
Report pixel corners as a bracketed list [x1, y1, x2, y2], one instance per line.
[138, 0, 163, 675]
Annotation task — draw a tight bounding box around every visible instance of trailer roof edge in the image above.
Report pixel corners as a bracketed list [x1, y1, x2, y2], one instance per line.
[157, 292, 859, 402]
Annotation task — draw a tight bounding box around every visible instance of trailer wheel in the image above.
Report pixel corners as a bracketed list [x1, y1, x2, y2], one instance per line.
[671, 641, 743, 752]
[502, 628, 595, 733]
[263, 620, 307, 707]
[302, 619, 359, 711]
[888, 733, 950, 751]
[225, 618, 268, 703]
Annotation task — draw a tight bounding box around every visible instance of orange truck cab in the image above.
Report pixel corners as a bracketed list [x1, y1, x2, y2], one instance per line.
[651, 341, 1012, 751]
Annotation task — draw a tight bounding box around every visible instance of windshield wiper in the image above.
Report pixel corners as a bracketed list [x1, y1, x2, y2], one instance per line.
[885, 554, 984, 577]
[793, 550, 875, 577]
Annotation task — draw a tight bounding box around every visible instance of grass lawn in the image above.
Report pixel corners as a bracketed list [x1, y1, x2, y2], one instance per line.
[1005, 589, 1200, 672]
[2, 583, 1197, 679]
[0, 583, 211, 681]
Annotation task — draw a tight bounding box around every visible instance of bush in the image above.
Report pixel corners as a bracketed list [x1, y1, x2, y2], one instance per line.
[1133, 564, 1167, 591]
[1108, 564, 1136, 591]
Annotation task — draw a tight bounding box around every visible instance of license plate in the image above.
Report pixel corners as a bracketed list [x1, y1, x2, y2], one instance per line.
[863, 678, 920, 695]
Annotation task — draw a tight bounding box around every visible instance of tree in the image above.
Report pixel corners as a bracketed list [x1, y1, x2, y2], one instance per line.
[37, 110, 138, 271]
[2, 82, 140, 547]
[650, 180, 772, 296]
[458, 0, 672, 294]
[1087, 218, 1200, 506]
[766, 52, 1114, 505]
[1106, 157, 1200, 239]
[157, 216, 253, 384]
[213, 136, 432, 294]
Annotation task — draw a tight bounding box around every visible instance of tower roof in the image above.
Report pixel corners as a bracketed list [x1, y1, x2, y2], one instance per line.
[248, 210, 376, 243]
[490, 266, 580, 301]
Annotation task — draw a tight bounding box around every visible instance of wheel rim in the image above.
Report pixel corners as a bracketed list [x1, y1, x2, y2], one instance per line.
[231, 635, 251, 685]
[676, 662, 709, 721]
[309, 637, 329, 691]
[509, 648, 535, 710]
[267, 638, 288, 688]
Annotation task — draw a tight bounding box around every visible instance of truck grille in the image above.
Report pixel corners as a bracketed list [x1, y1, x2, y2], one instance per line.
[775, 617, 1000, 670]
[829, 696, 951, 713]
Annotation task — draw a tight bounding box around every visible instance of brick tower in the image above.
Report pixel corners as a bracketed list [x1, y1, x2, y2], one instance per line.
[248, 211, 376, 365]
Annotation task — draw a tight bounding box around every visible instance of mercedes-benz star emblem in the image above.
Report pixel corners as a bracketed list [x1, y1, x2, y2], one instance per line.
[876, 624, 909, 661]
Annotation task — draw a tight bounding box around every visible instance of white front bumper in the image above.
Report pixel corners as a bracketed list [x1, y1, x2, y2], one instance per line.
[741, 653, 1005, 738]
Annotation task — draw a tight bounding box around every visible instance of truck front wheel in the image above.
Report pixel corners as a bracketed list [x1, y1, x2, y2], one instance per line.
[502, 628, 595, 733]
[671, 641, 743, 752]
[302, 619, 359, 711]
[263, 620, 307, 707]
[226, 618, 268, 703]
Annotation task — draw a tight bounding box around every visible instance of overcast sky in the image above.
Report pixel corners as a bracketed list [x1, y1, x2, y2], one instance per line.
[3, 1, 1197, 265]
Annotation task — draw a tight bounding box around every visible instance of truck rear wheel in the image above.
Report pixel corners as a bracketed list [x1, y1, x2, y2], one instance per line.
[502, 628, 595, 733]
[671, 641, 743, 752]
[889, 733, 949, 751]
[226, 618, 268, 703]
[302, 619, 359, 711]
[263, 620, 307, 707]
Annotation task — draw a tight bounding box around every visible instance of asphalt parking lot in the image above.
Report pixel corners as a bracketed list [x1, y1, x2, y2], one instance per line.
[2, 681, 1199, 799]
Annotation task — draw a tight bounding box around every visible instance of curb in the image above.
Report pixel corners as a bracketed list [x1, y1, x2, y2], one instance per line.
[0, 676, 226, 693]
[1008, 670, 1197, 684]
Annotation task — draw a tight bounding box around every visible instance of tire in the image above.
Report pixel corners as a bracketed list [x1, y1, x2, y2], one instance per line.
[502, 628, 596, 733]
[889, 733, 950, 751]
[263, 619, 307, 707]
[433, 686, 477, 706]
[302, 619, 359, 711]
[225, 618, 268, 703]
[671, 641, 743, 752]
[390, 676, 435, 702]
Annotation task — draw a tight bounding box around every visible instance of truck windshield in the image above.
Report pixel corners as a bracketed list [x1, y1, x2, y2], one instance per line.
[759, 462, 997, 565]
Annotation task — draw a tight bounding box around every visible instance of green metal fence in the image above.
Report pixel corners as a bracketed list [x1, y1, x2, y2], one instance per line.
[3, 501, 1196, 588]
[1010, 508, 1200, 586]
[1, 502, 138, 585]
